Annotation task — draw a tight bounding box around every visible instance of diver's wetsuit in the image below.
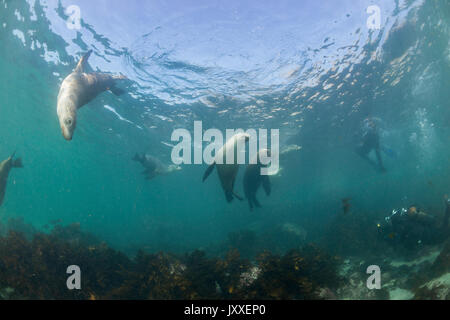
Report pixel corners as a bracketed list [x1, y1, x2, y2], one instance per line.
[355, 128, 386, 172]
[380, 202, 450, 249]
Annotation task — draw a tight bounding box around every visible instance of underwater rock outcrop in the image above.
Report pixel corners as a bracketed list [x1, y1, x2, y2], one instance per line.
[429, 240, 450, 278]
[412, 240, 450, 299]
[238, 245, 342, 300]
[323, 210, 387, 258]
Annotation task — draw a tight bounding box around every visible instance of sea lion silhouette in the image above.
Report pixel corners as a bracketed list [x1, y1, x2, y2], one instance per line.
[0, 152, 23, 206]
[202, 133, 250, 202]
[133, 153, 181, 180]
[243, 149, 271, 211]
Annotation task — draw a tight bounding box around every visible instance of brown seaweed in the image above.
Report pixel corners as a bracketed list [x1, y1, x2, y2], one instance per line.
[0, 221, 343, 300]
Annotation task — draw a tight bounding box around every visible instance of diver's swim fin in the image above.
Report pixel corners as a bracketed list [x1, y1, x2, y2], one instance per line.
[202, 162, 215, 182]
[381, 146, 397, 159]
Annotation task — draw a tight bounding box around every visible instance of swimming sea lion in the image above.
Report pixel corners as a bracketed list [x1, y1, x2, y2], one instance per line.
[133, 153, 181, 180]
[202, 132, 250, 202]
[57, 50, 126, 140]
[243, 149, 271, 211]
[0, 152, 23, 206]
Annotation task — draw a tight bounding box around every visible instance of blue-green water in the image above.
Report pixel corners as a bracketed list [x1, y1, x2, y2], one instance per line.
[0, 0, 449, 299]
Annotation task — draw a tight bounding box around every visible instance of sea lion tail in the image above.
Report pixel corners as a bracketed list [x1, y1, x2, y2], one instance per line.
[202, 162, 216, 182]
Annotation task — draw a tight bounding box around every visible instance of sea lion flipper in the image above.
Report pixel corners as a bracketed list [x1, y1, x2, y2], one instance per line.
[262, 175, 271, 196]
[13, 158, 23, 168]
[74, 50, 93, 73]
[232, 191, 244, 201]
[247, 198, 254, 211]
[112, 75, 127, 80]
[252, 195, 261, 208]
[110, 85, 125, 96]
[9, 151, 22, 168]
[202, 162, 216, 182]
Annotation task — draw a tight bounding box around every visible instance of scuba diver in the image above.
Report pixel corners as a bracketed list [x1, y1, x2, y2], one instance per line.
[355, 119, 386, 173]
[378, 199, 450, 249]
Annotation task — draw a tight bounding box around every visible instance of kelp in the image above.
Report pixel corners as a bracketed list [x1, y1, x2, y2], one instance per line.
[0, 222, 342, 300]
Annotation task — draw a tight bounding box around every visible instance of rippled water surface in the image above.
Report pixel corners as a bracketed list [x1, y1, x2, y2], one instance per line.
[0, 0, 449, 299]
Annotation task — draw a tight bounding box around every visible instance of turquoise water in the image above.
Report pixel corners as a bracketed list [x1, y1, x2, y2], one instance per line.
[0, 0, 449, 299]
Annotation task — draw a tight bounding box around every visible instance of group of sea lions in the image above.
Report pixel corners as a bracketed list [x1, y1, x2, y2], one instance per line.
[2, 50, 293, 211]
[57, 50, 180, 181]
[56, 50, 277, 210]
[202, 133, 274, 211]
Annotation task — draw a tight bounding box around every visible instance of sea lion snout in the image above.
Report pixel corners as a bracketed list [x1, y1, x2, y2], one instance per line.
[60, 116, 76, 140]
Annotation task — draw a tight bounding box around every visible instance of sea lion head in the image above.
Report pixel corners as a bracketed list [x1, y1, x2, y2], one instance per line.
[234, 132, 251, 143]
[59, 113, 77, 141]
[57, 98, 77, 141]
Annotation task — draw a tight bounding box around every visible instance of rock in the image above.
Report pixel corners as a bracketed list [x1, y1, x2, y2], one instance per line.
[414, 272, 450, 300]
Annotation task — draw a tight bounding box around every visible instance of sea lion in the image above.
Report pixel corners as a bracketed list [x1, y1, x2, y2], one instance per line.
[133, 153, 181, 180]
[243, 149, 271, 211]
[202, 132, 250, 202]
[265, 144, 302, 177]
[57, 50, 126, 140]
[0, 152, 23, 206]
